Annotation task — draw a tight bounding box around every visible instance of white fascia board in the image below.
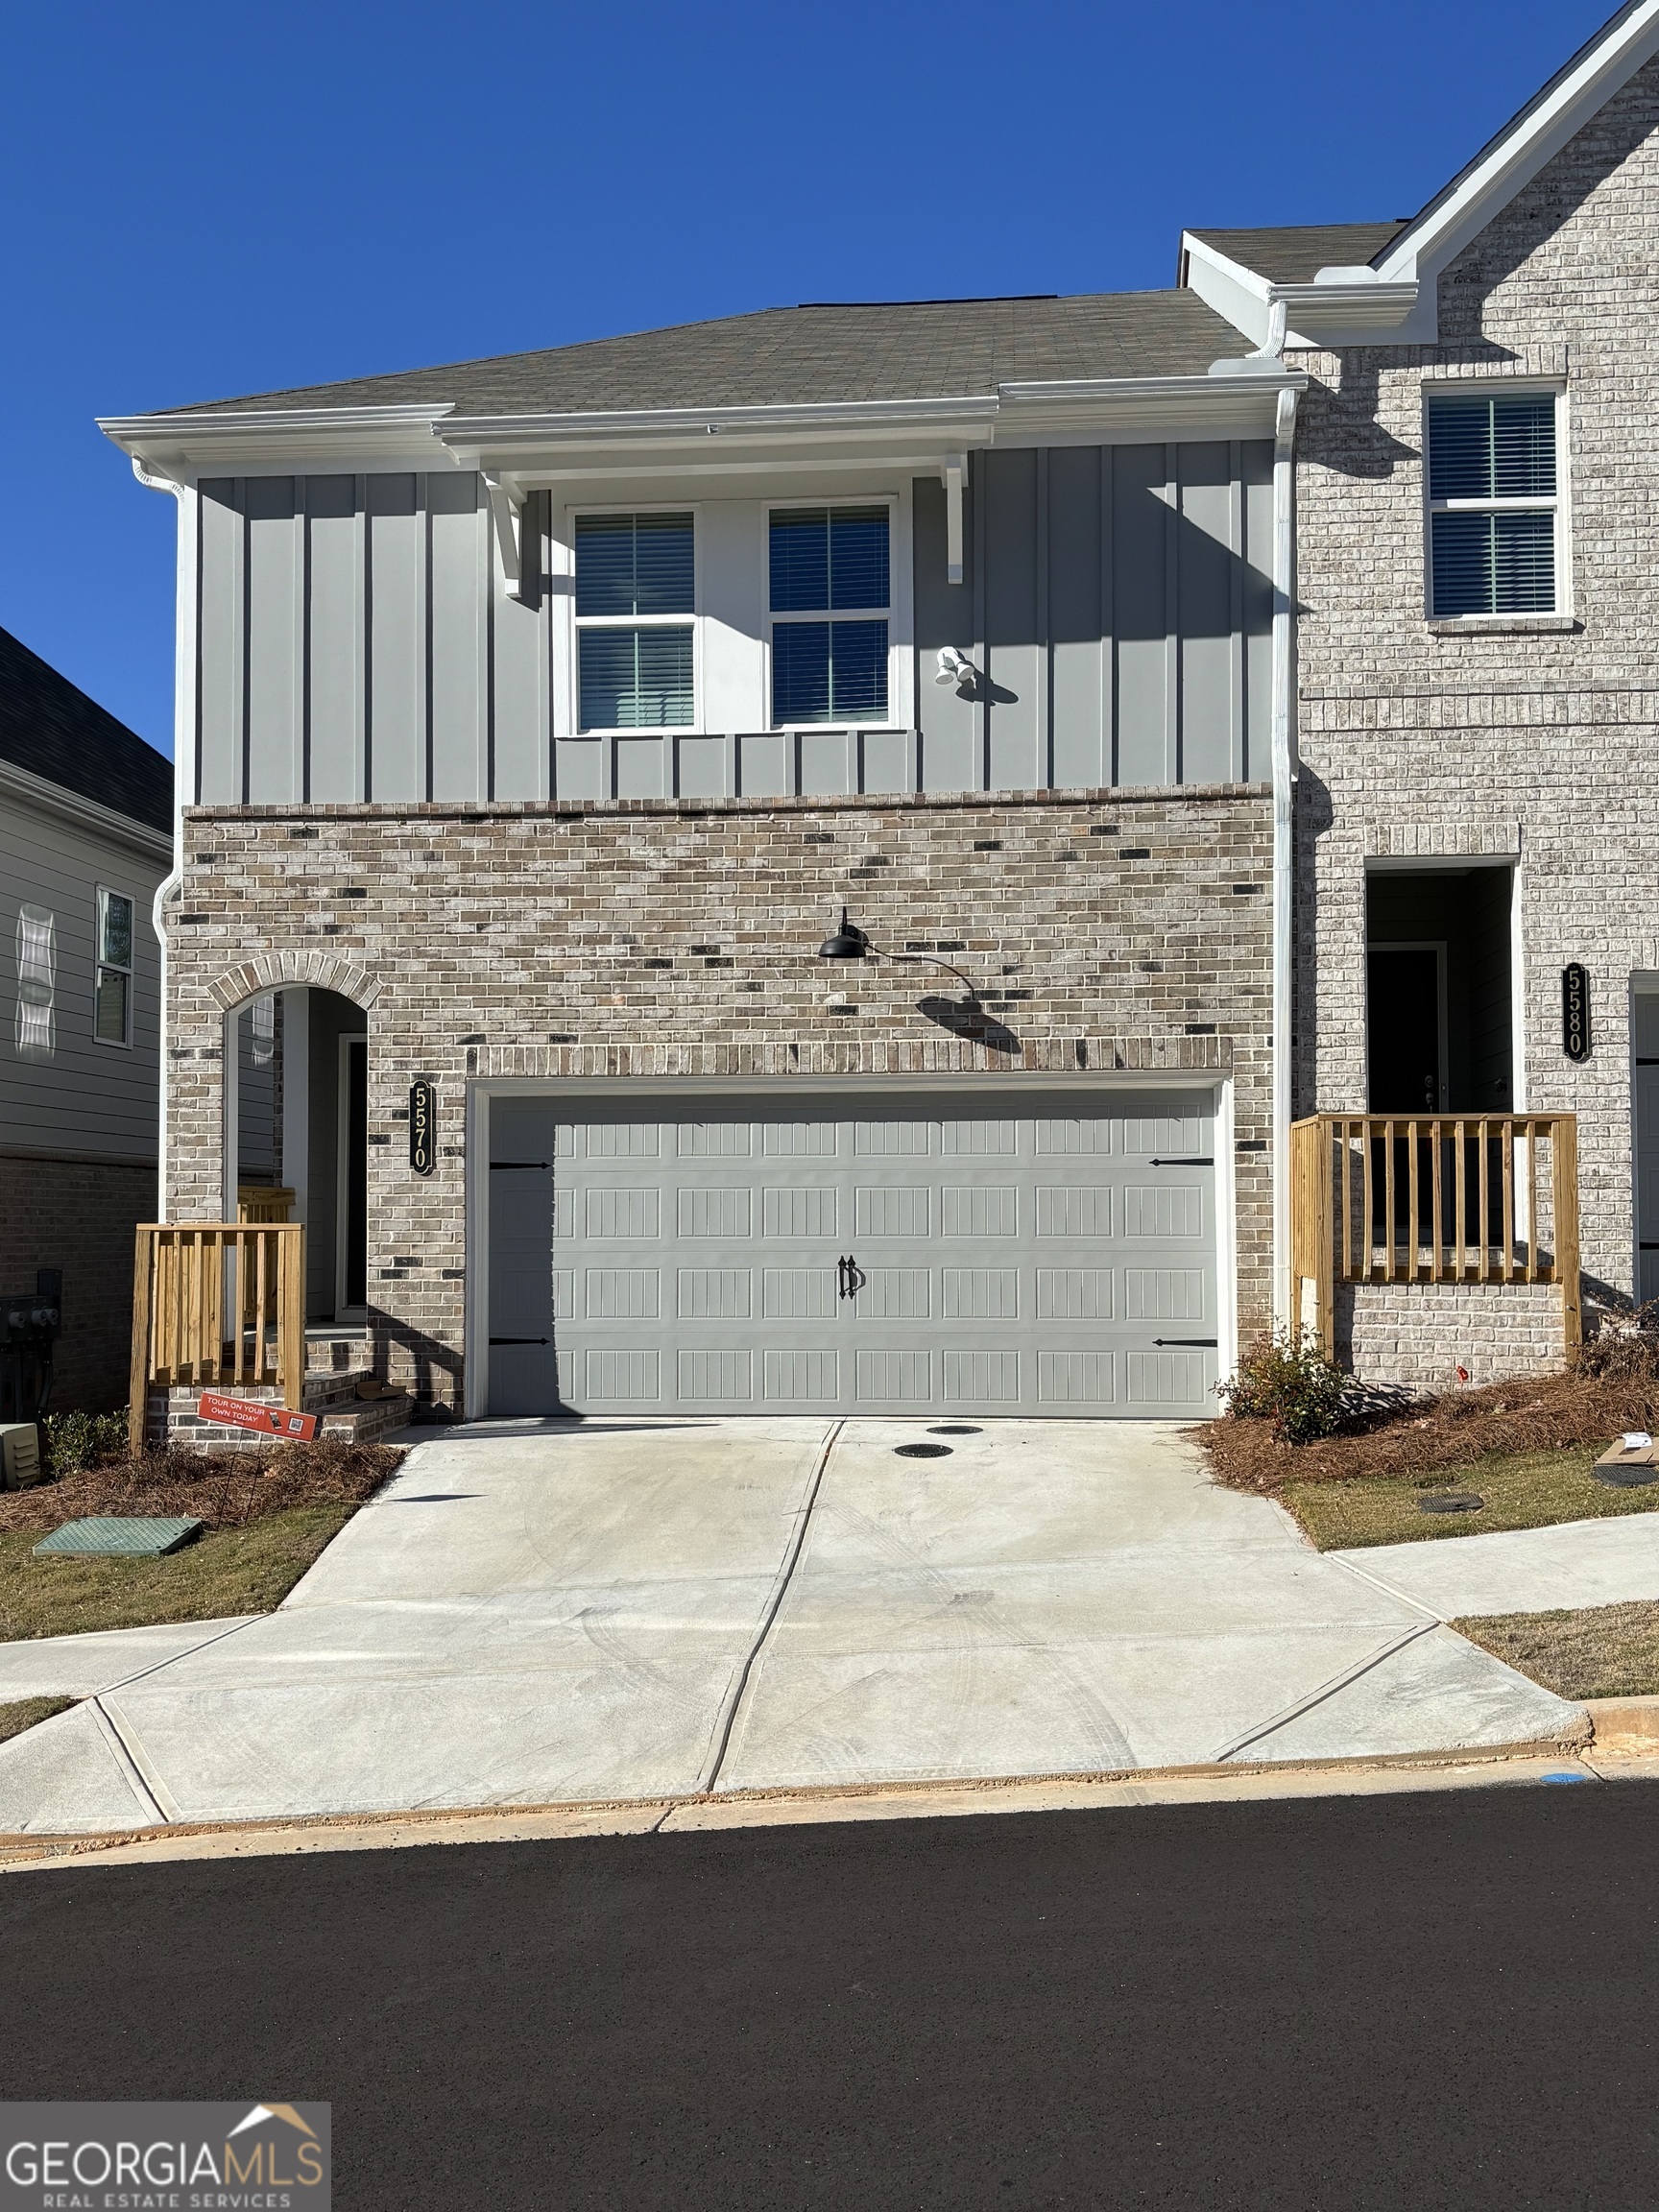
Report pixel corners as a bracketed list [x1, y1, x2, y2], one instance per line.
[436, 396, 1000, 449]
[97, 404, 459, 474]
[1184, 230, 1422, 349]
[1376, 0, 1659, 318]
[996, 372, 1304, 444]
[0, 755, 174, 863]
[1180, 234, 1278, 348]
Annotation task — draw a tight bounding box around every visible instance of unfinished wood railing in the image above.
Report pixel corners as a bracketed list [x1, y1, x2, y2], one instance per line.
[128, 1224, 306, 1452]
[1290, 1115, 1579, 1363]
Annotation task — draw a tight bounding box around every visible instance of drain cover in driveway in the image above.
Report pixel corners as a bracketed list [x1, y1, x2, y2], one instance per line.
[897, 1443, 953, 1458]
[928, 1425, 981, 1435]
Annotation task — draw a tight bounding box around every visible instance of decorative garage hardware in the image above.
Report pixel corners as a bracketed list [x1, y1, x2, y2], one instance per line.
[835, 1256, 867, 1300]
[1151, 1157, 1213, 1166]
[491, 1336, 551, 1345]
[490, 1162, 549, 1169]
[1153, 1338, 1218, 1348]
[409, 1080, 436, 1174]
[1562, 963, 1591, 1061]
[896, 1443, 953, 1458]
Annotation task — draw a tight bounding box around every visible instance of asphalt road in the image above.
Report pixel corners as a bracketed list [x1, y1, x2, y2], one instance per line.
[3, 1780, 1658, 2209]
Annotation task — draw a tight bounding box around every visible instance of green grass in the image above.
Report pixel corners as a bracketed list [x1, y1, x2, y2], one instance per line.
[1279, 1442, 1659, 1551]
[0, 1505, 354, 1643]
[0, 1696, 74, 1745]
[1455, 1601, 1659, 1700]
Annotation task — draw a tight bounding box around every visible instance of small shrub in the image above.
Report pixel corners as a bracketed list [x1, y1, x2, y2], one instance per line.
[1216, 1329, 1351, 1445]
[41, 1407, 131, 1478]
[1577, 1302, 1659, 1382]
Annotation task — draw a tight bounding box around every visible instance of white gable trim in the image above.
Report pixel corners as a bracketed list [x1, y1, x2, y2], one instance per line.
[1185, 0, 1659, 349]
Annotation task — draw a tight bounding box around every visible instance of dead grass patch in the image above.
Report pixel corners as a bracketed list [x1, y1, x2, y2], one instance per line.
[0, 1696, 73, 1745]
[1454, 1601, 1659, 1701]
[1275, 1443, 1659, 1551]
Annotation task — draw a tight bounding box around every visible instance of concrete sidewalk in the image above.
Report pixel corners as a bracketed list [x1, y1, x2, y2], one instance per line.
[0, 1419, 1582, 1834]
[1333, 1514, 1659, 1619]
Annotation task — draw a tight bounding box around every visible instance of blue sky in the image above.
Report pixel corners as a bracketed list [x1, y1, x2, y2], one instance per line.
[0, 0, 1615, 757]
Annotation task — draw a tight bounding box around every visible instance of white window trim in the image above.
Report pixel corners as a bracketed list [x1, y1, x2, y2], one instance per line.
[565, 502, 703, 738]
[93, 883, 134, 1051]
[763, 493, 908, 733]
[1422, 381, 1571, 626]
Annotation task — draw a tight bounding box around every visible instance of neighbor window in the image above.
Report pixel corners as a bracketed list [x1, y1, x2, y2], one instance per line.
[1427, 391, 1559, 616]
[575, 512, 695, 730]
[769, 506, 890, 724]
[15, 903, 55, 1060]
[94, 887, 133, 1047]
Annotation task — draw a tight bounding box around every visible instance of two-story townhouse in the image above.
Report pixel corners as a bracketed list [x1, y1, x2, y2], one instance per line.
[1181, 0, 1659, 1384]
[0, 625, 170, 1410]
[102, 0, 1659, 1431]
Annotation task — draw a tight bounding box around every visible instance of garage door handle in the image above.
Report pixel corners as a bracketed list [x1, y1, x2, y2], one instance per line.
[1153, 1338, 1217, 1348]
[837, 1256, 866, 1300]
[1151, 1157, 1212, 1166]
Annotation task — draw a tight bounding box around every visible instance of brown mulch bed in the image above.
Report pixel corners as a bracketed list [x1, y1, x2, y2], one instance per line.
[1200, 1352, 1659, 1496]
[0, 1438, 406, 1539]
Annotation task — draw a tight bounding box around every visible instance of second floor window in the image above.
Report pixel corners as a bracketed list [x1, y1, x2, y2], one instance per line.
[575, 512, 695, 730]
[1427, 391, 1559, 617]
[770, 506, 890, 724]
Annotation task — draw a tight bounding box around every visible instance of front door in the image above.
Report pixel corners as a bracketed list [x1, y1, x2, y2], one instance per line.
[1367, 949, 1443, 1113]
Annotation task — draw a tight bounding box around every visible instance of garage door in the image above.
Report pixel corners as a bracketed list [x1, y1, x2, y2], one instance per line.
[486, 1087, 1219, 1419]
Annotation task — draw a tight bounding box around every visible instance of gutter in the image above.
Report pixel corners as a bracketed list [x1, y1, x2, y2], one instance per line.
[1270, 382, 1300, 1335]
[128, 455, 197, 1222]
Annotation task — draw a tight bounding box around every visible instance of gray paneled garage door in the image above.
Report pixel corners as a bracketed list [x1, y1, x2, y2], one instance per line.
[486, 1087, 1218, 1419]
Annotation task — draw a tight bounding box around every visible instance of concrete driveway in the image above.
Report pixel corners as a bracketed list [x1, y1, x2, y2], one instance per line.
[0, 1419, 1579, 1833]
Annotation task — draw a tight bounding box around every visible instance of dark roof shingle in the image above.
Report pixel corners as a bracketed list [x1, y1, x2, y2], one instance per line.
[0, 626, 171, 835]
[1184, 222, 1414, 284]
[151, 291, 1251, 420]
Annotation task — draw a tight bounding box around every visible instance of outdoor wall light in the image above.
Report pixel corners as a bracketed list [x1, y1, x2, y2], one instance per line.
[818, 908, 870, 959]
[934, 646, 977, 691]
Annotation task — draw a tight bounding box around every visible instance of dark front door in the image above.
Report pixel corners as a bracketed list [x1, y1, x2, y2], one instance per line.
[1368, 950, 1441, 1112]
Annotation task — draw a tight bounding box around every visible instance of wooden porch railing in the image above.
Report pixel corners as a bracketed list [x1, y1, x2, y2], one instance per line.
[128, 1224, 306, 1453]
[1290, 1114, 1579, 1362]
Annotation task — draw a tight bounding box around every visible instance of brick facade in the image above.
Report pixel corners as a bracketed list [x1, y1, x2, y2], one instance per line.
[164, 784, 1274, 1416]
[0, 1150, 156, 1413]
[1336, 1284, 1566, 1391]
[1293, 55, 1659, 1370]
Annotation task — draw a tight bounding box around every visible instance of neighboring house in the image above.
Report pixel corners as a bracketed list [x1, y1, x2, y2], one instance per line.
[97, 0, 1659, 1428]
[0, 625, 171, 1410]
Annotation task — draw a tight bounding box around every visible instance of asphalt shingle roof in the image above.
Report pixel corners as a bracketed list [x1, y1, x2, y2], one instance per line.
[153, 291, 1253, 420]
[0, 626, 171, 835]
[1185, 222, 1414, 284]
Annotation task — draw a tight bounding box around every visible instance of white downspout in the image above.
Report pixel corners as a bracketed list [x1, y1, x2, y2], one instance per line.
[1270, 383, 1300, 1333]
[131, 456, 196, 1224]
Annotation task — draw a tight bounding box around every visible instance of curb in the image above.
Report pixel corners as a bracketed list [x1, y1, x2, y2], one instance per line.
[0, 1722, 1600, 1872]
[1583, 1693, 1659, 1752]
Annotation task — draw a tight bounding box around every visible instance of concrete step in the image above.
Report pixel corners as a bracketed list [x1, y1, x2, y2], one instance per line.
[319, 1394, 414, 1444]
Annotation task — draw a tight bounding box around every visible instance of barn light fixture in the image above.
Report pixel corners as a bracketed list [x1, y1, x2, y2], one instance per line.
[818, 909, 870, 959]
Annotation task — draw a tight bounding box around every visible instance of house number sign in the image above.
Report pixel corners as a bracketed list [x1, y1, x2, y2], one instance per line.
[409, 1080, 436, 1173]
[1562, 964, 1591, 1063]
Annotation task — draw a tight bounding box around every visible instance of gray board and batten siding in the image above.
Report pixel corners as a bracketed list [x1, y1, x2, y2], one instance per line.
[195, 445, 1274, 808]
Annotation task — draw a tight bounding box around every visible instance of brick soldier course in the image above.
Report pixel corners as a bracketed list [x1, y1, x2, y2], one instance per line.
[165, 785, 1273, 1418]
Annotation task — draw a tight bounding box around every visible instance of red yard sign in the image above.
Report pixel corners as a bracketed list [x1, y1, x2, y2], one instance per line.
[198, 1392, 320, 1441]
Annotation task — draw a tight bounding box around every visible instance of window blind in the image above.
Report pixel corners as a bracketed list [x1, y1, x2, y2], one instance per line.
[1427, 394, 1557, 616]
[576, 513, 694, 617]
[580, 627, 695, 731]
